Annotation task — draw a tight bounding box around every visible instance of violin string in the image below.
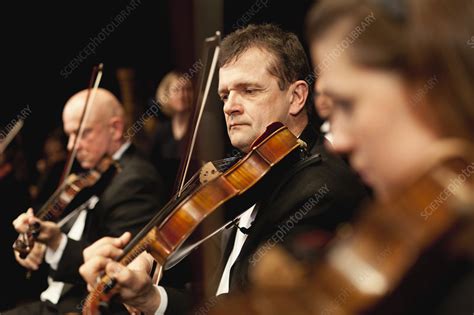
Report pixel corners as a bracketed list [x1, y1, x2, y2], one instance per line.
[180, 169, 201, 193]
[111, 158, 242, 281]
[35, 180, 68, 219]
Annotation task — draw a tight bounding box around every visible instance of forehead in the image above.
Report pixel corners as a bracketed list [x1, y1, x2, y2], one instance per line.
[62, 101, 98, 133]
[310, 19, 356, 81]
[311, 34, 359, 97]
[170, 77, 192, 88]
[218, 47, 275, 89]
[313, 33, 406, 100]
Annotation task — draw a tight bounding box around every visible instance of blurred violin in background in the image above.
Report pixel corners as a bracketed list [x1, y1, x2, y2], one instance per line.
[12, 65, 119, 261]
[207, 141, 474, 315]
[13, 155, 119, 259]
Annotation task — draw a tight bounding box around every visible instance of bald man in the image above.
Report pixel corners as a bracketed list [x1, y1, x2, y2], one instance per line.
[8, 88, 165, 315]
[63, 88, 126, 169]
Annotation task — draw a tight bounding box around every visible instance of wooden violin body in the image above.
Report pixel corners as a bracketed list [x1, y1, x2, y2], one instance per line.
[206, 143, 474, 315]
[13, 155, 119, 258]
[82, 122, 307, 315]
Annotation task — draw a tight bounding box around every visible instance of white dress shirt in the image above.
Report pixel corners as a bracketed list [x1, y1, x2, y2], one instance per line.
[320, 121, 333, 144]
[216, 205, 256, 295]
[154, 205, 257, 314]
[40, 142, 130, 304]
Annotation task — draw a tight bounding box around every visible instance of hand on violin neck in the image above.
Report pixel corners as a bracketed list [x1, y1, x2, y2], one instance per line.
[14, 242, 46, 270]
[79, 233, 161, 315]
[80, 232, 132, 288]
[36, 220, 63, 251]
[12, 208, 35, 234]
[83, 232, 131, 262]
[105, 259, 161, 315]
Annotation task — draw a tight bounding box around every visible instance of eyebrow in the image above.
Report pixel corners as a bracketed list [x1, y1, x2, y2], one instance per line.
[66, 126, 93, 136]
[321, 88, 347, 101]
[218, 81, 262, 95]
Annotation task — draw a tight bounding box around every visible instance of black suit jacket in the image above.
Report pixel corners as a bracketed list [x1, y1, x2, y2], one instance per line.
[165, 123, 368, 314]
[49, 144, 165, 313]
[227, 124, 367, 292]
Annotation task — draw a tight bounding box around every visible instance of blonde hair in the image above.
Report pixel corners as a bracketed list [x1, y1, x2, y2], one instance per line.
[155, 71, 191, 117]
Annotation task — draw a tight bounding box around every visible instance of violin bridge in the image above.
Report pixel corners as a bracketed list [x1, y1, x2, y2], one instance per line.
[199, 162, 221, 184]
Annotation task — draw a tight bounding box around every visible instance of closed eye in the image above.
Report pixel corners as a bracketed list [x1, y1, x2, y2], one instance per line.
[334, 99, 353, 112]
[82, 128, 92, 137]
[219, 93, 228, 102]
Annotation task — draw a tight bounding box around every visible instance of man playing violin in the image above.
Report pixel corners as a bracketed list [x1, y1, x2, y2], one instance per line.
[79, 25, 368, 315]
[7, 88, 165, 314]
[207, 1, 474, 314]
[303, 0, 474, 313]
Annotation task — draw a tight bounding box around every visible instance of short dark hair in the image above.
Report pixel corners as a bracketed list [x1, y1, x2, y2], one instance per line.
[219, 24, 315, 121]
[219, 24, 312, 91]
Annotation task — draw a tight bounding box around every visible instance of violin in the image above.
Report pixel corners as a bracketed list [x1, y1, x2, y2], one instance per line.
[13, 155, 119, 258]
[82, 122, 308, 315]
[12, 64, 115, 259]
[205, 140, 474, 315]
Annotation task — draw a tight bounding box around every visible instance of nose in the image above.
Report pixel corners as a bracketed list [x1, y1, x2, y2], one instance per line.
[223, 92, 243, 118]
[67, 134, 83, 151]
[329, 115, 353, 155]
[331, 132, 353, 155]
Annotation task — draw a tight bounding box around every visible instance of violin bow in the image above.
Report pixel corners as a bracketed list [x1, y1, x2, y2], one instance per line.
[0, 119, 24, 155]
[149, 31, 221, 287]
[14, 64, 105, 277]
[174, 31, 221, 198]
[60, 63, 104, 183]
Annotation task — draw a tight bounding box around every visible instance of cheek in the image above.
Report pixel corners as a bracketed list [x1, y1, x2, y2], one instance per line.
[168, 99, 179, 110]
[243, 102, 261, 124]
[264, 98, 288, 125]
[356, 100, 407, 184]
[85, 140, 101, 155]
[89, 133, 108, 154]
[356, 106, 385, 160]
[246, 93, 286, 131]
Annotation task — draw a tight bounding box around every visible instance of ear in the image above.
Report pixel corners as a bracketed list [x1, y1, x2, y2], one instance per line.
[288, 80, 309, 116]
[109, 117, 125, 141]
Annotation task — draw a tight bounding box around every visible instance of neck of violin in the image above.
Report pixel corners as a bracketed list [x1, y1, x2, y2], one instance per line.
[35, 179, 72, 221]
[117, 228, 166, 266]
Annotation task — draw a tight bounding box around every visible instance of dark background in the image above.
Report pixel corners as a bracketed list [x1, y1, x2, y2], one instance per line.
[0, 0, 314, 309]
[2, 0, 314, 165]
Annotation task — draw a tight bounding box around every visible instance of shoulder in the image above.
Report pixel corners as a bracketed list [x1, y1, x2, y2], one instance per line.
[281, 145, 365, 204]
[259, 147, 367, 228]
[122, 150, 158, 178]
[105, 146, 164, 196]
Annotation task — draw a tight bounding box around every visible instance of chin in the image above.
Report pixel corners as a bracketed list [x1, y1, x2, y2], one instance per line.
[230, 140, 250, 153]
[372, 179, 400, 203]
[79, 161, 94, 170]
